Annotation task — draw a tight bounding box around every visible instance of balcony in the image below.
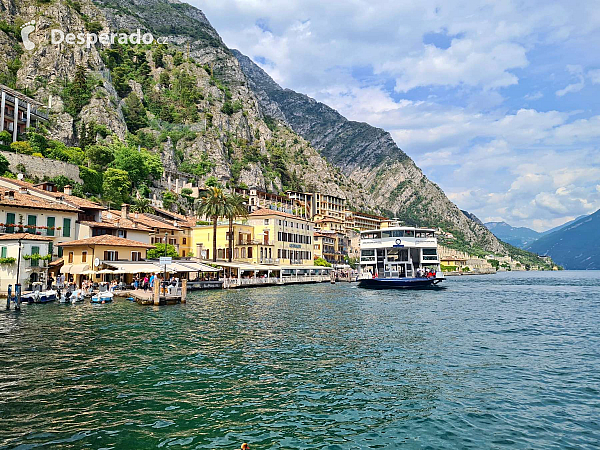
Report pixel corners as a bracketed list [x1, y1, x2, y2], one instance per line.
[0, 226, 62, 237]
[238, 239, 274, 246]
[259, 258, 280, 265]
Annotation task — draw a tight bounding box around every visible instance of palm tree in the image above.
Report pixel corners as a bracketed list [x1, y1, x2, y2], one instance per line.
[131, 197, 154, 213]
[196, 186, 227, 262]
[225, 194, 249, 262]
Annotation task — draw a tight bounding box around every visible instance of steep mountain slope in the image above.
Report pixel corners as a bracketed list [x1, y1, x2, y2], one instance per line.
[541, 215, 588, 236]
[485, 222, 541, 248]
[233, 49, 506, 254]
[0, 0, 364, 206]
[525, 209, 600, 270]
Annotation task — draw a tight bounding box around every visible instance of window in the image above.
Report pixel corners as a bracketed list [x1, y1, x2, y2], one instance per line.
[58, 246, 63, 258]
[247, 247, 252, 258]
[264, 219, 269, 225]
[182, 238, 187, 245]
[81, 251, 87, 263]
[1, 247, 6, 258]
[6, 213, 15, 233]
[117, 230, 126, 238]
[48, 242, 53, 257]
[103, 251, 118, 261]
[131, 251, 142, 261]
[68, 251, 74, 264]
[63, 218, 71, 237]
[27, 215, 37, 234]
[46, 217, 55, 237]
[29, 246, 40, 267]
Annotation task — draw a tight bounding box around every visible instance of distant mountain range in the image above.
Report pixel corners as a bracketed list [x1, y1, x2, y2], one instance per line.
[525, 210, 600, 270]
[485, 211, 599, 269]
[484, 222, 543, 248]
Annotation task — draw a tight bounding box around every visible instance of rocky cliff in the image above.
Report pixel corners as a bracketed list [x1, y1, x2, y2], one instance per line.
[1, 0, 510, 256]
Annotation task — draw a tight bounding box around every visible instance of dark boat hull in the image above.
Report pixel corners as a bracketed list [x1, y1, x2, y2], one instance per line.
[358, 277, 445, 289]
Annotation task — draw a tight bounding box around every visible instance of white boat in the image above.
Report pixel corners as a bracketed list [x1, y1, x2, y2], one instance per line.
[23, 282, 57, 303]
[60, 287, 85, 304]
[91, 282, 114, 303]
[358, 224, 445, 289]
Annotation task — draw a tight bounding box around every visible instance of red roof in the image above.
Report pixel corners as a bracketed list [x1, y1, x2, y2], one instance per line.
[0, 233, 54, 241]
[249, 208, 309, 221]
[57, 235, 153, 248]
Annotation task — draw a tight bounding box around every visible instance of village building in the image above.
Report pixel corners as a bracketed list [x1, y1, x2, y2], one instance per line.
[0, 84, 49, 142]
[57, 235, 153, 286]
[0, 233, 53, 294]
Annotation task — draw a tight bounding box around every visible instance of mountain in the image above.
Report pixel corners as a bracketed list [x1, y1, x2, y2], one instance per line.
[485, 222, 542, 248]
[541, 215, 588, 236]
[525, 209, 600, 269]
[462, 210, 484, 226]
[233, 49, 506, 254]
[0, 0, 552, 265]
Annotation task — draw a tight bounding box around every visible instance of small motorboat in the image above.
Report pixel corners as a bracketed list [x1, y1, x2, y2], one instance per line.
[23, 282, 57, 303]
[91, 282, 114, 304]
[60, 287, 85, 304]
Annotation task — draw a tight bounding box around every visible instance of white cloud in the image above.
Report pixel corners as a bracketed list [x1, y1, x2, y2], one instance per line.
[193, 0, 600, 230]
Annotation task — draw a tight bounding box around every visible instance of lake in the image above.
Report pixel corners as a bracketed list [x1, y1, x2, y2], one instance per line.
[1, 271, 599, 449]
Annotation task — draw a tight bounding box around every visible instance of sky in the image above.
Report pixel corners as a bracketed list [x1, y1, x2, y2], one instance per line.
[194, 0, 600, 231]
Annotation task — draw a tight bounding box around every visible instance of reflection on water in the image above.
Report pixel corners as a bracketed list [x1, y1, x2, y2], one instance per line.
[1, 271, 600, 449]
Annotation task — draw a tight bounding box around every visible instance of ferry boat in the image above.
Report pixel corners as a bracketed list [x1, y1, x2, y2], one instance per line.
[358, 224, 445, 289]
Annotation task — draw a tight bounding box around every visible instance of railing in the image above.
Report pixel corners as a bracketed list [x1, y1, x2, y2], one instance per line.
[0, 226, 62, 237]
[259, 258, 279, 264]
[222, 275, 331, 288]
[238, 239, 274, 246]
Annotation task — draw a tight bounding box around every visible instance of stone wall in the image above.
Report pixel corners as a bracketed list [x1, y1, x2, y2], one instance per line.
[0, 151, 82, 183]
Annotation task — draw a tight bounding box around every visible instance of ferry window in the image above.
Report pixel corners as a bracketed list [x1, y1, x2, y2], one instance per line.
[363, 232, 381, 239]
[423, 249, 437, 255]
[361, 249, 375, 256]
[404, 230, 414, 237]
[382, 230, 392, 238]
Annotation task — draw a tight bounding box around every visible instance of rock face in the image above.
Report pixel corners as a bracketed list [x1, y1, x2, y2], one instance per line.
[233, 50, 506, 253]
[1, 0, 505, 254]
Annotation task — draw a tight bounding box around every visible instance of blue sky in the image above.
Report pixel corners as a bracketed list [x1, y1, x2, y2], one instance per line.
[194, 0, 600, 231]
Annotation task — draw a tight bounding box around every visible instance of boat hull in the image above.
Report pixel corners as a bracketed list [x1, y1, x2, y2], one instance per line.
[358, 277, 445, 289]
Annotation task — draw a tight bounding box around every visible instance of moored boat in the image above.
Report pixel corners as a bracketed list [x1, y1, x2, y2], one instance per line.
[358, 222, 445, 289]
[91, 282, 114, 304]
[22, 282, 57, 303]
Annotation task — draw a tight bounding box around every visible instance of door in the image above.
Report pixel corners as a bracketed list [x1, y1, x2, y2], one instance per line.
[27, 215, 37, 234]
[6, 213, 15, 233]
[46, 217, 55, 237]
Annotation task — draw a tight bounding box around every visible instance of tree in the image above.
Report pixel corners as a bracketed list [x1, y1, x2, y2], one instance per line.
[102, 168, 131, 207]
[85, 144, 114, 170]
[122, 92, 148, 132]
[0, 130, 11, 145]
[131, 197, 154, 213]
[61, 65, 94, 117]
[196, 186, 227, 262]
[162, 191, 177, 210]
[0, 154, 9, 174]
[224, 194, 248, 262]
[10, 141, 34, 155]
[314, 257, 332, 267]
[109, 140, 163, 185]
[147, 243, 178, 259]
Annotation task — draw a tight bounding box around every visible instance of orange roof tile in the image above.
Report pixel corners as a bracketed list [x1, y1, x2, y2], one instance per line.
[57, 235, 153, 248]
[249, 208, 309, 221]
[0, 232, 54, 241]
[0, 191, 80, 212]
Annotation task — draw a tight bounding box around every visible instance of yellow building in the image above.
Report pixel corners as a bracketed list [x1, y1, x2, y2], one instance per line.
[57, 235, 153, 285]
[314, 216, 345, 233]
[246, 208, 313, 265]
[191, 222, 257, 263]
[313, 231, 346, 264]
[344, 210, 385, 231]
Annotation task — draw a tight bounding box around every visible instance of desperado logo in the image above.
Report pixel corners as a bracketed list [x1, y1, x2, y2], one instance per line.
[20, 19, 167, 51]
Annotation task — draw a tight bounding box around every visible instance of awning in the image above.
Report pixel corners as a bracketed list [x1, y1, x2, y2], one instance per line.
[178, 261, 220, 272]
[105, 262, 160, 274]
[60, 263, 90, 274]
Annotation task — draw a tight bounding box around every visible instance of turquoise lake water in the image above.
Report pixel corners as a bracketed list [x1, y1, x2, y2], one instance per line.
[1, 271, 599, 449]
